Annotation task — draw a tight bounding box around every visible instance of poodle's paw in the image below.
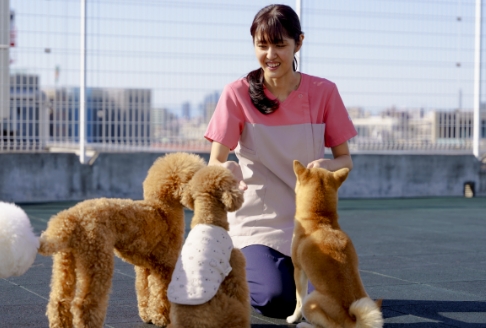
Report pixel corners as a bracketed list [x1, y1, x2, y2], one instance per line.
[138, 304, 153, 324]
[296, 322, 315, 328]
[141, 318, 152, 324]
[286, 311, 303, 324]
[150, 314, 170, 327]
[138, 313, 152, 324]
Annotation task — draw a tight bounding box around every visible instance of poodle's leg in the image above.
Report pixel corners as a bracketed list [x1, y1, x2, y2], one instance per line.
[46, 251, 76, 328]
[219, 299, 251, 328]
[134, 266, 152, 323]
[71, 249, 114, 328]
[147, 268, 172, 327]
[218, 249, 251, 328]
[224, 249, 250, 303]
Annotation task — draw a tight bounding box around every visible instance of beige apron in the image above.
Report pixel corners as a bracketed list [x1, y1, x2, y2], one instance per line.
[229, 118, 326, 256]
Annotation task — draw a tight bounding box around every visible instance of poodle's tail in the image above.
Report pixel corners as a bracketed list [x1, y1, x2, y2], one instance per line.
[38, 209, 76, 256]
[349, 297, 384, 328]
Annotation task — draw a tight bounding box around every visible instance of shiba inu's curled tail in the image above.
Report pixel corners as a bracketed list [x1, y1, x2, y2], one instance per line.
[349, 297, 384, 328]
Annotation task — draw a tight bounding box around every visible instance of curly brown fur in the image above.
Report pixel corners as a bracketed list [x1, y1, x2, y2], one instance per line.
[168, 166, 250, 328]
[38, 152, 205, 328]
[286, 161, 383, 328]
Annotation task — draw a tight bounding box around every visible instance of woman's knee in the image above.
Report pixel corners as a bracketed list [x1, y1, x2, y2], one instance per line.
[251, 284, 296, 318]
[242, 245, 296, 318]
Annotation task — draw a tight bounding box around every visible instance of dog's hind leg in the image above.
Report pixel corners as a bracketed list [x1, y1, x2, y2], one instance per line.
[220, 249, 250, 306]
[301, 291, 343, 328]
[46, 251, 76, 328]
[218, 249, 251, 328]
[286, 266, 308, 324]
[147, 268, 171, 327]
[135, 266, 152, 323]
[71, 249, 114, 328]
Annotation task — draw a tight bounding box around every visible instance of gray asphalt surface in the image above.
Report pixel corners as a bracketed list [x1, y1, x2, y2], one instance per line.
[1, 197, 485, 327]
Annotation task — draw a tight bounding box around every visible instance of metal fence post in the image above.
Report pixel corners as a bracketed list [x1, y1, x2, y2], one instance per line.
[80, 0, 88, 163]
[0, 0, 10, 139]
[296, 0, 302, 72]
[474, 0, 483, 159]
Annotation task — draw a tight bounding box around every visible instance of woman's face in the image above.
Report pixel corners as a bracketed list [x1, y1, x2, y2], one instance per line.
[254, 33, 303, 81]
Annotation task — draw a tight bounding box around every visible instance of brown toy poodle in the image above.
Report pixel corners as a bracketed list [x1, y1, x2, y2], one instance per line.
[167, 165, 251, 328]
[37, 152, 206, 328]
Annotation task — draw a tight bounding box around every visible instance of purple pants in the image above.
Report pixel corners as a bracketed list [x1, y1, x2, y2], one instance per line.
[240, 245, 297, 318]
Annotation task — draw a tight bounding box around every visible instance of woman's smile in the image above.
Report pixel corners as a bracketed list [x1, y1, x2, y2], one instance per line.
[266, 62, 281, 70]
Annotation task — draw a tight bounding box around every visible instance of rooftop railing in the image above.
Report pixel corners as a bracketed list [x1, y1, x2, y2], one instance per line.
[1, 0, 485, 159]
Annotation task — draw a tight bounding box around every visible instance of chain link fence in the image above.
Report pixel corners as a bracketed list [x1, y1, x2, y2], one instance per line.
[1, 0, 485, 157]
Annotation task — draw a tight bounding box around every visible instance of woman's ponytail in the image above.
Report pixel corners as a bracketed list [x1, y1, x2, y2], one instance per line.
[246, 68, 279, 115]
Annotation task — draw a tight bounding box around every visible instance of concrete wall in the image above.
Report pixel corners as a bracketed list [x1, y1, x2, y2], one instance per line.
[0, 152, 484, 203]
[341, 154, 485, 198]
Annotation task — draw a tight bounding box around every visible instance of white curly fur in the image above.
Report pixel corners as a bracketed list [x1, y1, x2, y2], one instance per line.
[0, 202, 39, 278]
[349, 297, 384, 328]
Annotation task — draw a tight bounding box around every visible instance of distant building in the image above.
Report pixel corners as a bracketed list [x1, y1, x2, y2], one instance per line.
[351, 115, 398, 144]
[351, 106, 486, 150]
[347, 106, 370, 119]
[151, 107, 179, 141]
[2, 74, 47, 147]
[430, 110, 486, 143]
[182, 101, 191, 120]
[431, 109, 486, 145]
[43, 87, 151, 146]
[200, 91, 220, 124]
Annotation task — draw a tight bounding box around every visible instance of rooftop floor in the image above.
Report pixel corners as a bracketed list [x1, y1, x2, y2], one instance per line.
[1, 197, 485, 327]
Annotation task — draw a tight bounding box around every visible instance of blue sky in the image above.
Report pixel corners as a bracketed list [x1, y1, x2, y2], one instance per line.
[8, 0, 482, 114]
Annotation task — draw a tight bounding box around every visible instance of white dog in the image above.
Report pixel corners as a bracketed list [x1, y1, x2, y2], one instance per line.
[0, 201, 39, 278]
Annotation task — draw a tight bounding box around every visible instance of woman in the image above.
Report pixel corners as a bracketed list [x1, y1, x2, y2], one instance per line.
[204, 4, 357, 318]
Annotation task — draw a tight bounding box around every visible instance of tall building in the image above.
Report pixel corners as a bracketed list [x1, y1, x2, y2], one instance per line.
[182, 101, 191, 120]
[43, 87, 151, 146]
[351, 107, 486, 151]
[151, 106, 179, 141]
[200, 91, 220, 124]
[431, 110, 486, 142]
[2, 73, 47, 148]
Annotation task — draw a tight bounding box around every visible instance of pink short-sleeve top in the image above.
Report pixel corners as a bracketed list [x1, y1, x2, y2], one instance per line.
[205, 73, 357, 256]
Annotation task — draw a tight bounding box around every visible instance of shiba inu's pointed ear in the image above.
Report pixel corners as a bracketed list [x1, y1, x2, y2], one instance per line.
[293, 160, 306, 178]
[333, 168, 349, 187]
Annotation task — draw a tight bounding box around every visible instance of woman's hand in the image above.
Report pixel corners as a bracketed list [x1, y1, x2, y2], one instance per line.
[307, 158, 332, 170]
[220, 161, 248, 191]
[307, 141, 354, 172]
[208, 141, 248, 191]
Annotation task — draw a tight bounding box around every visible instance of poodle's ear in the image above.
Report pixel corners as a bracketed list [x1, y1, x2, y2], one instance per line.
[172, 185, 185, 200]
[221, 188, 244, 212]
[333, 168, 349, 188]
[293, 160, 307, 180]
[181, 186, 195, 210]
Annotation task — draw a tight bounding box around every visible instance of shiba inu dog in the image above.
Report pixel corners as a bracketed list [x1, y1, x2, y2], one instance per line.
[286, 161, 383, 328]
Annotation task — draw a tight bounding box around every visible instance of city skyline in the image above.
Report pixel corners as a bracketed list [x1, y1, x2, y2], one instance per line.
[6, 0, 484, 116]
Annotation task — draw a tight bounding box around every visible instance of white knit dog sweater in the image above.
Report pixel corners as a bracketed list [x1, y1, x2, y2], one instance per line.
[168, 224, 233, 305]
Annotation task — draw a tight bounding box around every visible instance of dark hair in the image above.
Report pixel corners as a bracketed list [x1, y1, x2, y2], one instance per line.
[246, 4, 303, 114]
